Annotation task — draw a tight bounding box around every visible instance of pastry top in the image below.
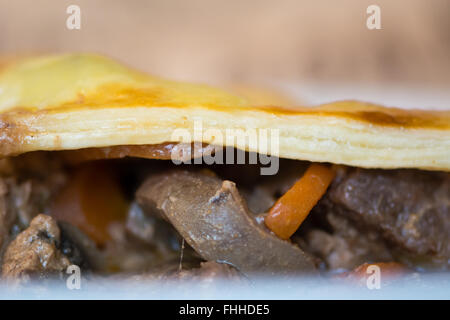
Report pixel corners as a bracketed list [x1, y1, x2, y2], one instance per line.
[0, 54, 449, 170]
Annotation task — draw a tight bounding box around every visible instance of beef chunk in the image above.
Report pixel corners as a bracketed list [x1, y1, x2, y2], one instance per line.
[1, 214, 71, 283]
[314, 168, 450, 269]
[0, 177, 52, 231]
[296, 168, 449, 270]
[329, 169, 450, 261]
[0, 176, 47, 261]
[0, 153, 68, 255]
[0, 155, 67, 269]
[296, 211, 393, 270]
[0, 179, 15, 255]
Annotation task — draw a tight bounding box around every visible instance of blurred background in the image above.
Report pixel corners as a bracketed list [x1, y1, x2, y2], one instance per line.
[0, 0, 449, 109]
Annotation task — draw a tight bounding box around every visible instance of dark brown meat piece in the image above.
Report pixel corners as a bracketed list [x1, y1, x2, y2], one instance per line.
[0, 154, 68, 268]
[137, 170, 316, 277]
[327, 168, 450, 267]
[0, 178, 15, 255]
[0, 152, 67, 235]
[0, 177, 57, 231]
[0, 176, 56, 262]
[1, 214, 70, 284]
[296, 210, 394, 270]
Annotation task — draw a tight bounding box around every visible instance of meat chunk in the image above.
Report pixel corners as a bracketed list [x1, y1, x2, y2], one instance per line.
[137, 170, 316, 277]
[1, 214, 71, 283]
[0, 153, 68, 258]
[0, 179, 14, 255]
[0, 176, 45, 261]
[329, 169, 450, 263]
[0, 155, 68, 272]
[0, 178, 52, 230]
[303, 168, 450, 270]
[296, 210, 393, 270]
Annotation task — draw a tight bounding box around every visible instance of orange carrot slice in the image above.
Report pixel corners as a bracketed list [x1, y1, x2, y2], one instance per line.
[50, 163, 128, 246]
[265, 163, 335, 239]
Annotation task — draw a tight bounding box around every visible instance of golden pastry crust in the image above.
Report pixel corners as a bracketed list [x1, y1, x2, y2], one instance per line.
[0, 54, 449, 171]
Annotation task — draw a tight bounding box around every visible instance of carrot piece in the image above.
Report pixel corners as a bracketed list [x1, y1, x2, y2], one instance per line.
[265, 163, 335, 239]
[50, 163, 128, 246]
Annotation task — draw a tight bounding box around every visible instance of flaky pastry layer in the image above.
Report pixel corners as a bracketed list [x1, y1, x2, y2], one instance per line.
[0, 54, 448, 171]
